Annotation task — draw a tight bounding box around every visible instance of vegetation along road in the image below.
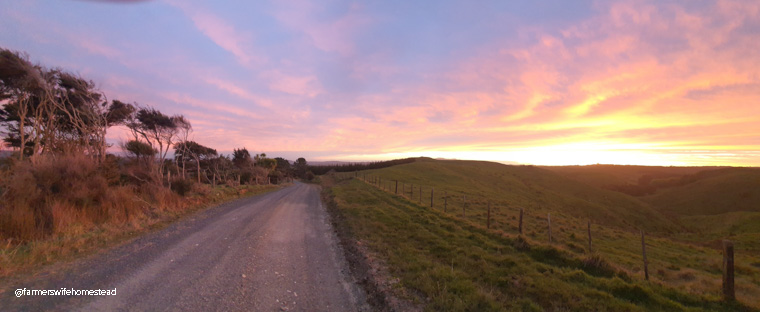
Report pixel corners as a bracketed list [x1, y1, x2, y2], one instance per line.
[3, 182, 368, 311]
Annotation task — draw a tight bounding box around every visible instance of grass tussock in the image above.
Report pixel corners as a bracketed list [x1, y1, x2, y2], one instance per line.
[0, 154, 283, 278]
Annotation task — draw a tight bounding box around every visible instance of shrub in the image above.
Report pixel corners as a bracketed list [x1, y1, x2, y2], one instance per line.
[581, 254, 616, 278]
[0, 155, 110, 240]
[170, 178, 194, 196]
[513, 235, 531, 251]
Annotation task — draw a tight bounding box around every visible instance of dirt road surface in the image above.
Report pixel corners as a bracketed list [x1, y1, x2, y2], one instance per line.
[2, 182, 368, 311]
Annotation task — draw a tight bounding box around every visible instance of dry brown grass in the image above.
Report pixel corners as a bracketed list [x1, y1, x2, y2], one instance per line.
[0, 154, 284, 278]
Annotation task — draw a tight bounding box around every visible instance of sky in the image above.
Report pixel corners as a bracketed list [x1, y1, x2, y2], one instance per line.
[1, 0, 759, 166]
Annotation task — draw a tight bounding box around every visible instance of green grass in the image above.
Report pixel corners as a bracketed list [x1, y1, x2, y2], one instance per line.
[325, 176, 755, 311]
[643, 168, 760, 216]
[326, 159, 760, 310]
[356, 159, 677, 233]
[544, 165, 720, 189]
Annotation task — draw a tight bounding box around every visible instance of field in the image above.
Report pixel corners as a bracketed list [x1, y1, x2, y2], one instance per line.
[322, 159, 760, 311]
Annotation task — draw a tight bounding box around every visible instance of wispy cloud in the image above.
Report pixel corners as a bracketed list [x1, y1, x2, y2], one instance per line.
[272, 0, 371, 57]
[3, 0, 759, 165]
[168, 0, 264, 67]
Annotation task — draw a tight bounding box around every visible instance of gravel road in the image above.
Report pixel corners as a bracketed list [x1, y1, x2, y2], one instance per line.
[2, 182, 368, 311]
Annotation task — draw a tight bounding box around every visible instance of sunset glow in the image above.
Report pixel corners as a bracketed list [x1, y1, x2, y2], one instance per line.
[2, 0, 759, 165]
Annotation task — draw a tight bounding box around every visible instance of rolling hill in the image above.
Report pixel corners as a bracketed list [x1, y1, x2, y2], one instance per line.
[361, 159, 679, 233]
[323, 158, 760, 310]
[642, 167, 760, 216]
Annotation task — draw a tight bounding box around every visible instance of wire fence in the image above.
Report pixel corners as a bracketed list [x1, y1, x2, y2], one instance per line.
[332, 171, 743, 302]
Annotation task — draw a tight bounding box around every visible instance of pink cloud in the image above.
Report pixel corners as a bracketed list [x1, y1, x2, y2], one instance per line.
[312, 0, 760, 165]
[168, 1, 264, 67]
[273, 1, 371, 57]
[262, 70, 323, 97]
[203, 77, 273, 108]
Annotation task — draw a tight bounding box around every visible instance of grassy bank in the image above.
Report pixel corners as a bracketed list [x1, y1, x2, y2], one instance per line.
[0, 182, 283, 279]
[323, 168, 758, 310]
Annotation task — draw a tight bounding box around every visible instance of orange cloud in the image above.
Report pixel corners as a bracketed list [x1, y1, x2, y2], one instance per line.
[313, 0, 760, 165]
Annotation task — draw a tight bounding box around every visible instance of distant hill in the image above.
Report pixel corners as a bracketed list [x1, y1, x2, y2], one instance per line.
[544, 164, 722, 189]
[545, 165, 760, 216]
[643, 167, 760, 216]
[365, 159, 678, 233]
[308, 160, 367, 166]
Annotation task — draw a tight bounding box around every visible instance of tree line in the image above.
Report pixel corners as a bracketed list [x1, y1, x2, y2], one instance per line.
[307, 157, 421, 175]
[0, 47, 299, 189]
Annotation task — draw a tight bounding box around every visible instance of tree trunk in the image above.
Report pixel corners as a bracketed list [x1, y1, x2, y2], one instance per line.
[196, 159, 201, 183]
[17, 96, 27, 161]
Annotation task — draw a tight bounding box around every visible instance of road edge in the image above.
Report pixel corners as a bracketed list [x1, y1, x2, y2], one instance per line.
[0, 184, 288, 290]
[320, 177, 421, 312]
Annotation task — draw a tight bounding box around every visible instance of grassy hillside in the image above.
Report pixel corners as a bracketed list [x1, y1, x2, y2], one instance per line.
[544, 165, 720, 189]
[324, 175, 758, 311]
[360, 159, 679, 233]
[643, 168, 760, 216]
[545, 165, 760, 252]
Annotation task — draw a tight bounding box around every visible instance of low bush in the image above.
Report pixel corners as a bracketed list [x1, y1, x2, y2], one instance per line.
[170, 178, 194, 196]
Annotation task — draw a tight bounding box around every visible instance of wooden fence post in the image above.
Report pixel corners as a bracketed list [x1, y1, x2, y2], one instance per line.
[641, 230, 649, 281]
[487, 202, 491, 229]
[587, 220, 593, 253]
[548, 213, 552, 243]
[444, 191, 447, 212]
[519, 208, 523, 235]
[395, 180, 398, 194]
[430, 188, 434, 208]
[462, 195, 466, 218]
[723, 240, 735, 301]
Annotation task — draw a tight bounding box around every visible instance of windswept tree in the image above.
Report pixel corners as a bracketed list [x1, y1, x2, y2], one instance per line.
[173, 115, 192, 178]
[126, 105, 186, 174]
[1, 48, 130, 162]
[174, 140, 216, 183]
[124, 139, 156, 164]
[208, 154, 234, 186]
[51, 70, 109, 159]
[232, 147, 252, 169]
[0, 48, 50, 160]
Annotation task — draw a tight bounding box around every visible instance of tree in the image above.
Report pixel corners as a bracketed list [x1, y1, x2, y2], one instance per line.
[274, 157, 292, 180]
[174, 140, 216, 183]
[232, 147, 252, 169]
[124, 139, 156, 163]
[126, 106, 184, 175]
[0, 48, 49, 160]
[52, 70, 109, 159]
[173, 115, 192, 178]
[208, 154, 234, 186]
[294, 157, 308, 178]
[1, 48, 127, 162]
